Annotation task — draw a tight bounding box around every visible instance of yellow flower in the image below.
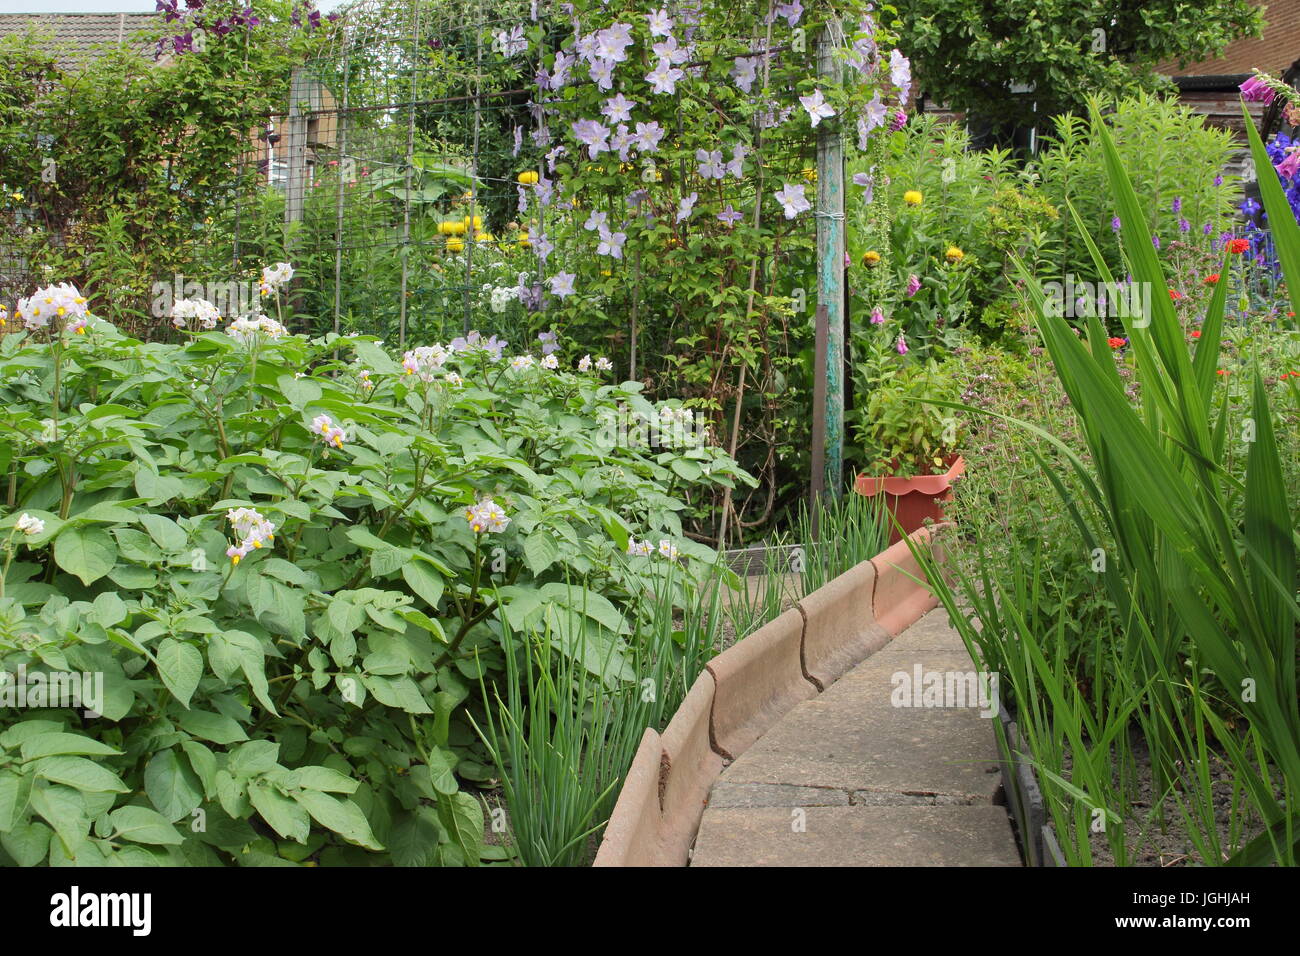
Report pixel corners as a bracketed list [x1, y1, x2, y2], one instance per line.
[446, 236, 465, 252]
[517, 171, 539, 185]
[802, 167, 817, 183]
[517, 231, 531, 248]
[462, 215, 483, 231]
[438, 220, 467, 236]
[903, 190, 923, 207]
[600, 268, 612, 277]
[945, 245, 965, 263]
[862, 250, 881, 267]
[475, 232, 494, 242]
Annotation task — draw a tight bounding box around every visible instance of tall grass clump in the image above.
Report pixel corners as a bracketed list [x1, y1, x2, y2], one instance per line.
[913, 99, 1298, 866]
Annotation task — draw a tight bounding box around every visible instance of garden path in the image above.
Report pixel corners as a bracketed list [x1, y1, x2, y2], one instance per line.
[690, 609, 1021, 866]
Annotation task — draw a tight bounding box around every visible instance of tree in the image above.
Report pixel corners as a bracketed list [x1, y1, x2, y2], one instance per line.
[895, 0, 1263, 129]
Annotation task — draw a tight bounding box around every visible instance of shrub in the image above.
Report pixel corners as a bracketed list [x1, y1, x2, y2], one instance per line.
[0, 292, 750, 866]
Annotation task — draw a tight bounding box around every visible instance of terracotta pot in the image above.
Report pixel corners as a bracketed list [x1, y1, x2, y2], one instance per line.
[854, 454, 966, 543]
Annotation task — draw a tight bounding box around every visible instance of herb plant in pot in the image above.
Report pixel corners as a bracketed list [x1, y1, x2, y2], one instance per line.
[851, 358, 966, 541]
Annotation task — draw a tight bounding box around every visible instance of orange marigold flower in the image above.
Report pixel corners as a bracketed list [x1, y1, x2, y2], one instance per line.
[1227, 238, 1250, 254]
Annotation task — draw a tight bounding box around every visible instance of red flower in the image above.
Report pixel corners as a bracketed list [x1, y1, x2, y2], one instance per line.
[1168, 289, 1183, 301]
[1107, 336, 1126, 349]
[1216, 369, 1230, 376]
[1191, 330, 1202, 339]
[1227, 238, 1250, 254]
[1203, 273, 1220, 285]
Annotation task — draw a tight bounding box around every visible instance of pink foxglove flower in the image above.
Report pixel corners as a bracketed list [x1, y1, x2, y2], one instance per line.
[905, 274, 921, 296]
[896, 334, 908, 355]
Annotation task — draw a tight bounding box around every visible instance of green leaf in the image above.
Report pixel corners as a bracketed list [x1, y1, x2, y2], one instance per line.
[280, 374, 323, 410]
[156, 639, 203, 708]
[291, 766, 359, 794]
[177, 709, 249, 745]
[19, 733, 121, 762]
[437, 791, 483, 868]
[1, 820, 51, 866]
[0, 770, 33, 832]
[524, 531, 559, 575]
[144, 749, 203, 822]
[33, 756, 128, 793]
[109, 806, 184, 845]
[139, 513, 188, 552]
[292, 789, 384, 851]
[401, 561, 444, 609]
[249, 782, 310, 844]
[53, 526, 117, 586]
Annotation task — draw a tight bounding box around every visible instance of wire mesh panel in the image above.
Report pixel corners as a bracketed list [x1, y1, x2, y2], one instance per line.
[235, 0, 544, 349]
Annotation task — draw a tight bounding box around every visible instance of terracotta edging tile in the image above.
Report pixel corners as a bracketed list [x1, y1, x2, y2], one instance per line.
[796, 560, 890, 688]
[706, 606, 816, 760]
[657, 670, 725, 865]
[592, 727, 664, 867]
[870, 525, 945, 636]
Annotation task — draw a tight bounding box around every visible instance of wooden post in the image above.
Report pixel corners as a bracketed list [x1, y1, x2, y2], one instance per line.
[814, 28, 845, 501]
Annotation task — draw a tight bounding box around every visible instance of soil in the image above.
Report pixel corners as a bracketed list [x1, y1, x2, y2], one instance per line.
[1060, 730, 1272, 867]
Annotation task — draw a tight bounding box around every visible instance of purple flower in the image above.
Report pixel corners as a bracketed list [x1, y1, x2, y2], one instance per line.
[584, 210, 608, 232]
[1152, 235, 1160, 249]
[726, 142, 748, 178]
[634, 121, 665, 153]
[696, 148, 725, 179]
[799, 88, 835, 127]
[548, 272, 576, 298]
[588, 58, 616, 91]
[537, 330, 560, 353]
[602, 93, 636, 124]
[1213, 174, 1224, 187]
[1111, 216, 1121, 232]
[677, 192, 698, 222]
[733, 56, 758, 93]
[717, 204, 744, 225]
[905, 274, 921, 297]
[1178, 218, 1190, 233]
[870, 307, 885, 325]
[852, 172, 873, 187]
[597, 226, 627, 258]
[595, 22, 635, 63]
[890, 49, 912, 103]
[1172, 196, 1182, 213]
[896, 333, 908, 355]
[1203, 221, 1213, 235]
[889, 109, 908, 131]
[646, 8, 674, 37]
[646, 59, 685, 95]
[534, 233, 554, 261]
[513, 125, 523, 156]
[652, 36, 691, 64]
[775, 1, 803, 27]
[610, 124, 635, 161]
[572, 119, 611, 158]
[774, 183, 810, 219]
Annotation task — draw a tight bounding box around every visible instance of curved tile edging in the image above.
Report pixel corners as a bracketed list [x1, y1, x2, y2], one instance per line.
[593, 523, 953, 867]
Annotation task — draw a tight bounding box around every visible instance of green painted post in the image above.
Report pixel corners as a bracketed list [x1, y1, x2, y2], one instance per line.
[815, 28, 845, 500]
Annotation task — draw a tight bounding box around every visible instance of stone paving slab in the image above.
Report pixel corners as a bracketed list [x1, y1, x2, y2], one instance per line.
[690, 607, 1019, 866]
[690, 805, 1021, 867]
